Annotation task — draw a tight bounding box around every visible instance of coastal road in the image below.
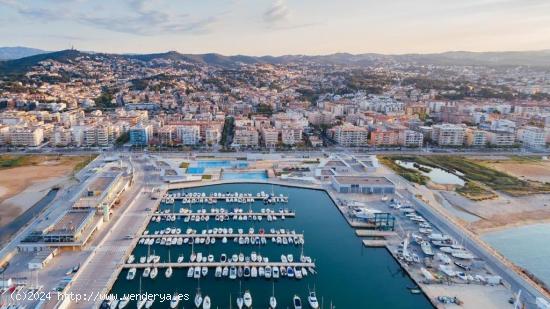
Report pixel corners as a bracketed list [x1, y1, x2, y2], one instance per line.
[67, 156, 161, 309]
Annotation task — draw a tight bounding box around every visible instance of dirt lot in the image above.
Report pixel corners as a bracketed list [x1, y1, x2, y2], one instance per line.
[482, 159, 550, 183]
[0, 155, 92, 228]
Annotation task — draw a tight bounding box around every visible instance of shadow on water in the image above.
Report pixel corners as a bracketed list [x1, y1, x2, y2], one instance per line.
[0, 188, 59, 245]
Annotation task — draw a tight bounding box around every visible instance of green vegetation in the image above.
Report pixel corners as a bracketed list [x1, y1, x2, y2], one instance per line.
[201, 174, 212, 180]
[378, 156, 428, 185]
[220, 117, 235, 148]
[73, 155, 97, 173]
[382, 155, 550, 198]
[256, 103, 274, 115]
[180, 162, 190, 168]
[0, 155, 28, 169]
[115, 132, 129, 146]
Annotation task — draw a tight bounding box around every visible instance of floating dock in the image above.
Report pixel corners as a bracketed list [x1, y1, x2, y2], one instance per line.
[154, 212, 295, 218]
[362, 240, 388, 247]
[356, 230, 397, 237]
[140, 233, 303, 239]
[122, 262, 315, 269]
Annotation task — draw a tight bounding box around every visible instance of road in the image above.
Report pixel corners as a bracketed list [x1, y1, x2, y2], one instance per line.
[66, 155, 161, 309]
[393, 180, 547, 308]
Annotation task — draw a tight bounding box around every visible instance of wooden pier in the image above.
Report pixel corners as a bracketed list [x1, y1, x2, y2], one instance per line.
[122, 262, 315, 269]
[140, 233, 303, 239]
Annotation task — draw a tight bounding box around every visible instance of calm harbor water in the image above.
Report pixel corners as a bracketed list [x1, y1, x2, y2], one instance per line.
[482, 223, 550, 288]
[110, 183, 433, 308]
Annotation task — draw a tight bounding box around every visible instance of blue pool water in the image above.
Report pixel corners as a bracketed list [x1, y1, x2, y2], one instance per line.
[186, 167, 205, 174]
[196, 160, 249, 168]
[222, 171, 268, 180]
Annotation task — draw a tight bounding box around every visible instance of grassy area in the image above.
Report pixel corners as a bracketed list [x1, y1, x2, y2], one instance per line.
[201, 174, 212, 180]
[382, 155, 550, 198]
[0, 154, 96, 174]
[378, 156, 428, 185]
[72, 155, 97, 173]
[180, 162, 190, 168]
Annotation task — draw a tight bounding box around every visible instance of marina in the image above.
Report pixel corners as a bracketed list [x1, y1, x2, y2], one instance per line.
[109, 183, 432, 308]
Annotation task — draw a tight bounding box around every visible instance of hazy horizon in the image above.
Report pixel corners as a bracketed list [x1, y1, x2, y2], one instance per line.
[1, 0, 550, 56]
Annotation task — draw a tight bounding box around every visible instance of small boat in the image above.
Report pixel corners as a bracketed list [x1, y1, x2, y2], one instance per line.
[150, 267, 158, 279]
[127, 255, 135, 264]
[215, 266, 222, 277]
[126, 268, 136, 280]
[203, 296, 211, 309]
[142, 267, 151, 278]
[177, 255, 184, 263]
[236, 296, 244, 309]
[170, 293, 180, 308]
[243, 290, 252, 308]
[137, 298, 146, 309]
[187, 267, 194, 277]
[118, 296, 129, 308]
[230, 266, 237, 279]
[165, 266, 173, 278]
[202, 266, 208, 277]
[195, 290, 203, 308]
[307, 292, 319, 309]
[293, 295, 302, 309]
[145, 299, 154, 309]
[270, 282, 277, 308]
[110, 299, 119, 309]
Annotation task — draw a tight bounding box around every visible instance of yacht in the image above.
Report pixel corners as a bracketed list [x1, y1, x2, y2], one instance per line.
[145, 298, 154, 309]
[420, 241, 434, 256]
[127, 255, 135, 264]
[126, 268, 136, 280]
[170, 294, 180, 308]
[165, 266, 173, 278]
[118, 296, 129, 308]
[187, 267, 194, 277]
[243, 290, 252, 308]
[215, 266, 222, 277]
[202, 266, 208, 277]
[229, 266, 237, 279]
[142, 267, 151, 278]
[236, 296, 244, 309]
[203, 296, 211, 309]
[293, 295, 302, 309]
[136, 298, 147, 309]
[307, 292, 319, 309]
[270, 282, 277, 308]
[195, 290, 203, 308]
[223, 266, 229, 277]
[150, 267, 158, 279]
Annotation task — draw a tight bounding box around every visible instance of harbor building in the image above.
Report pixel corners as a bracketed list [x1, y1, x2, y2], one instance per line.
[331, 176, 395, 194]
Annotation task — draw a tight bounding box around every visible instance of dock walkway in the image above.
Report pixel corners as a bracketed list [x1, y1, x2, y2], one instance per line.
[140, 233, 303, 239]
[123, 262, 315, 269]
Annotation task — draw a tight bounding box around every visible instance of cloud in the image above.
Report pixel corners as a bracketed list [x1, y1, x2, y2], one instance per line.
[0, 0, 220, 36]
[263, 0, 290, 23]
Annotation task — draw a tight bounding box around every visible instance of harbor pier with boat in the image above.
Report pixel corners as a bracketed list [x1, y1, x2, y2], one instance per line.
[107, 183, 432, 309]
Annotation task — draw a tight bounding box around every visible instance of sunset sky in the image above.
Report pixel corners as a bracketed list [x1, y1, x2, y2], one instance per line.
[1, 0, 550, 55]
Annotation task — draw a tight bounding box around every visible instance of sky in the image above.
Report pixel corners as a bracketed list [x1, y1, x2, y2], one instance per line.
[1, 0, 550, 56]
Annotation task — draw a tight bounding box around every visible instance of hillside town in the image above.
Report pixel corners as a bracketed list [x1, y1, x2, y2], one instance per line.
[0, 50, 550, 151]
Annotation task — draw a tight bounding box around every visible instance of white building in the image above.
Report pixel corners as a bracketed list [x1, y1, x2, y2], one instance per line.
[9, 127, 44, 147]
[432, 124, 466, 146]
[281, 127, 303, 146]
[329, 124, 369, 147]
[465, 128, 487, 147]
[176, 125, 201, 145]
[261, 128, 279, 148]
[519, 126, 547, 149]
[399, 130, 424, 147]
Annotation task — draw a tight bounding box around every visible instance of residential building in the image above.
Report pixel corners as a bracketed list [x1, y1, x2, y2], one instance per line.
[176, 125, 200, 145]
[519, 126, 547, 149]
[261, 128, 279, 148]
[281, 127, 303, 146]
[465, 128, 487, 147]
[9, 127, 44, 147]
[369, 128, 400, 146]
[486, 130, 516, 147]
[329, 124, 368, 147]
[432, 124, 466, 146]
[233, 127, 259, 147]
[129, 123, 152, 146]
[399, 130, 424, 147]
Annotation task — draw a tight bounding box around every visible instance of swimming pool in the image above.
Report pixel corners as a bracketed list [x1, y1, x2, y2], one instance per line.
[186, 167, 205, 174]
[196, 160, 249, 168]
[222, 171, 268, 180]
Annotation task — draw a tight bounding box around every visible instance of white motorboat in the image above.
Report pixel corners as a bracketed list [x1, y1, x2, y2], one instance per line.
[243, 290, 252, 308]
[270, 282, 277, 308]
[118, 296, 129, 308]
[236, 296, 244, 309]
[215, 266, 222, 277]
[127, 255, 135, 264]
[187, 267, 194, 277]
[230, 266, 237, 279]
[145, 299, 154, 309]
[165, 266, 173, 278]
[202, 266, 208, 277]
[126, 267, 136, 280]
[170, 293, 180, 308]
[142, 267, 151, 278]
[203, 296, 211, 309]
[195, 290, 203, 308]
[293, 295, 302, 309]
[150, 267, 158, 279]
[420, 241, 434, 256]
[307, 292, 319, 309]
[177, 255, 184, 263]
[136, 298, 146, 309]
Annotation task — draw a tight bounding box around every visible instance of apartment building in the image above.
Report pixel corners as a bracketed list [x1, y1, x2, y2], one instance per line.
[519, 126, 547, 149]
[204, 126, 221, 145]
[369, 128, 400, 146]
[129, 123, 152, 146]
[0, 126, 9, 145]
[261, 128, 279, 148]
[52, 126, 72, 146]
[486, 130, 516, 147]
[329, 124, 368, 147]
[83, 125, 112, 147]
[176, 125, 201, 145]
[233, 127, 259, 147]
[281, 127, 303, 146]
[9, 127, 44, 147]
[465, 128, 488, 147]
[432, 123, 466, 146]
[158, 126, 176, 146]
[399, 130, 424, 147]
